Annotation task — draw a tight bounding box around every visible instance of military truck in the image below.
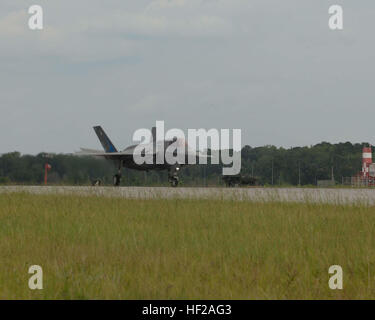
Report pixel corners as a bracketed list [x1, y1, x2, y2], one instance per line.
[222, 174, 258, 187]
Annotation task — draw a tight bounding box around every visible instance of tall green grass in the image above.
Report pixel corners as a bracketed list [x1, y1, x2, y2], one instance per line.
[1, 192, 375, 299]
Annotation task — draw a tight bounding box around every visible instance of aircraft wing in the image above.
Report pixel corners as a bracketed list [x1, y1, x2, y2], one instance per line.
[191, 151, 212, 159]
[75, 147, 159, 160]
[75, 148, 137, 160]
[75, 148, 104, 154]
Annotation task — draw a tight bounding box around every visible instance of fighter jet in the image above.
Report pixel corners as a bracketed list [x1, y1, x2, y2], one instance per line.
[76, 126, 208, 187]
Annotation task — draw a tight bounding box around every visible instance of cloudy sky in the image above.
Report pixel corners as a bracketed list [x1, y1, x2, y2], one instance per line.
[0, 0, 374, 154]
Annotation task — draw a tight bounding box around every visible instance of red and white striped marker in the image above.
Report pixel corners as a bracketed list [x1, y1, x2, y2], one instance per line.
[362, 146, 372, 178]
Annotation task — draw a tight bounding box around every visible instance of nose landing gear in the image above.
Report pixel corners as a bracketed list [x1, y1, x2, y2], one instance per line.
[168, 165, 180, 187]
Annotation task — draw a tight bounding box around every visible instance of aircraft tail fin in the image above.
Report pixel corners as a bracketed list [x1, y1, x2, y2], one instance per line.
[93, 126, 118, 153]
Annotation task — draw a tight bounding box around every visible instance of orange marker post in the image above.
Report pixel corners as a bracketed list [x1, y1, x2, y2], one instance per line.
[44, 163, 52, 185]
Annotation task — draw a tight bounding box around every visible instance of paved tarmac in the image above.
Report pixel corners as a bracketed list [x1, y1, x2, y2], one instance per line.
[1, 186, 375, 205]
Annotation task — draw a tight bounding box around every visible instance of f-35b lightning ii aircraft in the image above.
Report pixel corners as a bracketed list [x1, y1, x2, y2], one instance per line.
[77, 126, 208, 187]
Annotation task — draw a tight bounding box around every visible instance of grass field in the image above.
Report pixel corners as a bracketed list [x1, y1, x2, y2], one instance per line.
[1, 192, 375, 299]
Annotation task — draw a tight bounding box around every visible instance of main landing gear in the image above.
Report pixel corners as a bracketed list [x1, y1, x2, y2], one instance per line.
[113, 161, 123, 187]
[168, 165, 180, 187]
[113, 174, 121, 186]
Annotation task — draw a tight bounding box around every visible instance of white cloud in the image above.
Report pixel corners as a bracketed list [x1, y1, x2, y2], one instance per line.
[146, 0, 188, 9]
[1, 0, 375, 153]
[0, 1, 235, 63]
[0, 10, 28, 37]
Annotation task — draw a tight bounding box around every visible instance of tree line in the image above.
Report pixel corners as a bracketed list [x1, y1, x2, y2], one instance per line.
[0, 141, 367, 186]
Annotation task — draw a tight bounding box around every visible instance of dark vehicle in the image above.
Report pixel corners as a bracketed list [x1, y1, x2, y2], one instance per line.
[222, 174, 258, 187]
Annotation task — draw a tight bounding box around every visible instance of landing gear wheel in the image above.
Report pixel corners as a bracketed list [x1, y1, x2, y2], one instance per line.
[92, 179, 102, 186]
[113, 174, 121, 186]
[170, 177, 179, 187]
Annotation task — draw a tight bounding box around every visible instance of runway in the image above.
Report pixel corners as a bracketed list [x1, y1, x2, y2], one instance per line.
[1, 186, 375, 205]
